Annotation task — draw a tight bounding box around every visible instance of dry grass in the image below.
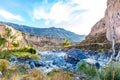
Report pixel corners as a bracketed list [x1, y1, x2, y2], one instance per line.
[47, 69, 75, 80]
[0, 59, 8, 72]
[22, 69, 45, 80]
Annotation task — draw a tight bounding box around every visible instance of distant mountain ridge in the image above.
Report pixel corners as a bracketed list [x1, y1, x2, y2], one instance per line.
[0, 21, 85, 43]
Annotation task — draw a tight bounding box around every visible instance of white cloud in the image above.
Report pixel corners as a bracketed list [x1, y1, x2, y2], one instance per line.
[0, 9, 23, 21]
[33, 0, 107, 35]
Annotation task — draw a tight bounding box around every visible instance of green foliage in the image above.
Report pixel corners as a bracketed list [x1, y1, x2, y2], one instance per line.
[77, 61, 120, 80]
[4, 27, 16, 43]
[21, 45, 37, 54]
[0, 59, 8, 72]
[12, 41, 19, 47]
[12, 52, 39, 60]
[95, 62, 120, 80]
[0, 37, 6, 46]
[0, 51, 12, 59]
[77, 61, 97, 79]
[63, 39, 71, 47]
[0, 50, 39, 60]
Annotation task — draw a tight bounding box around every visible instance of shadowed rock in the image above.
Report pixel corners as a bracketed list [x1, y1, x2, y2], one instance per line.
[64, 48, 87, 64]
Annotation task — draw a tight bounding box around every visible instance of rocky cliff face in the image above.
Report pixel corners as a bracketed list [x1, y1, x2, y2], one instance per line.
[78, 0, 120, 52]
[23, 33, 65, 49]
[105, 0, 120, 42]
[83, 0, 120, 43]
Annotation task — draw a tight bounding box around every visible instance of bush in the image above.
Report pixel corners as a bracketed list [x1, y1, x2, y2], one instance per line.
[28, 47, 36, 54]
[12, 52, 40, 60]
[77, 61, 97, 79]
[21, 45, 37, 54]
[12, 41, 19, 47]
[0, 51, 11, 59]
[0, 59, 8, 72]
[95, 62, 120, 80]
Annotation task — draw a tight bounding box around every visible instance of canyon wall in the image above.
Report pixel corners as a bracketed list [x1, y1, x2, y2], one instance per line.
[83, 0, 120, 43]
[105, 0, 120, 42]
[0, 24, 65, 50]
[23, 33, 65, 49]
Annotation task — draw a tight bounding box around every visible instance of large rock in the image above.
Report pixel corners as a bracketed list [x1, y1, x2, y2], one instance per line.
[64, 48, 87, 64]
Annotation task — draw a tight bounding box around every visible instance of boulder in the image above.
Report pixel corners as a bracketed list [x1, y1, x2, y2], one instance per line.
[64, 48, 87, 64]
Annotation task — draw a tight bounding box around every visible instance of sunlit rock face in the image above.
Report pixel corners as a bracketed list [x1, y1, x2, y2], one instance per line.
[84, 0, 120, 43]
[23, 33, 65, 49]
[105, 0, 120, 42]
[0, 24, 25, 47]
[89, 18, 106, 36]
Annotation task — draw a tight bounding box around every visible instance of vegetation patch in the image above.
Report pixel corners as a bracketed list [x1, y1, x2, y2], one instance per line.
[47, 69, 75, 80]
[0, 59, 8, 72]
[77, 61, 97, 79]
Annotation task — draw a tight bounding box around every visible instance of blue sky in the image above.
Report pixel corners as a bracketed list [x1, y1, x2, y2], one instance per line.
[0, 0, 107, 35]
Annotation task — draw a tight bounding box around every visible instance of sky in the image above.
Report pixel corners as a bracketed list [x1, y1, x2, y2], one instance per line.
[0, 0, 107, 35]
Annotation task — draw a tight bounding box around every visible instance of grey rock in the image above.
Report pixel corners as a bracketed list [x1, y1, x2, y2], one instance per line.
[29, 62, 35, 69]
[65, 48, 87, 64]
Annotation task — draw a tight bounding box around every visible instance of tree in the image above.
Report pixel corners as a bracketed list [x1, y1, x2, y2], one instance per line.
[3, 27, 16, 50]
[63, 39, 71, 47]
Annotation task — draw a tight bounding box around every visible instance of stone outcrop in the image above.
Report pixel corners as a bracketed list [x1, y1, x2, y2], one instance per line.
[89, 18, 106, 36]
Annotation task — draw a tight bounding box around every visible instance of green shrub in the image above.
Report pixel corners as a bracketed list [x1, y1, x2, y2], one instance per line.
[95, 62, 120, 80]
[27, 47, 36, 54]
[0, 51, 12, 59]
[0, 59, 8, 72]
[63, 39, 71, 47]
[77, 61, 97, 79]
[21, 45, 37, 54]
[12, 41, 19, 47]
[12, 52, 40, 60]
[0, 50, 39, 60]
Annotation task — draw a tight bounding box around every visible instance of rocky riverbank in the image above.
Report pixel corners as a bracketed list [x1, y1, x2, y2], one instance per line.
[8, 48, 116, 73]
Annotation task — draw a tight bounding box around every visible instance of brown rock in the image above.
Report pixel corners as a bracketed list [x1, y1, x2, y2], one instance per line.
[83, 0, 120, 43]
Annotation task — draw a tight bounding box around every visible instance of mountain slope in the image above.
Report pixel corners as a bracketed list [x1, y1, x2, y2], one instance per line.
[0, 21, 85, 43]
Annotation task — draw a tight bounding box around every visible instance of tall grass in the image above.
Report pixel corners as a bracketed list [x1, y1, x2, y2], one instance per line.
[96, 62, 120, 80]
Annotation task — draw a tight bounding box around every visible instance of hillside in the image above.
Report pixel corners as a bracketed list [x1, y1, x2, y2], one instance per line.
[0, 21, 85, 43]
